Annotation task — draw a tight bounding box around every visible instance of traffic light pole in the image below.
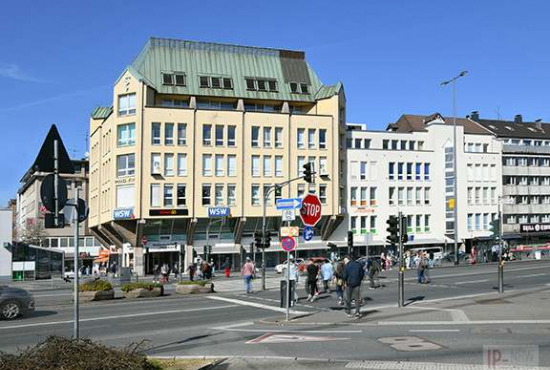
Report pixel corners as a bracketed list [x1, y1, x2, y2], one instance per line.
[398, 211, 405, 307]
[498, 200, 504, 293]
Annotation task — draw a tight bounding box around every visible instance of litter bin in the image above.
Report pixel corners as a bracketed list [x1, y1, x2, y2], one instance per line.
[280, 280, 296, 308]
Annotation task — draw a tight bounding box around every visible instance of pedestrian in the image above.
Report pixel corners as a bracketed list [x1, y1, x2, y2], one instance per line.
[306, 259, 319, 302]
[172, 263, 179, 279]
[368, 257, 381, 289]
[333, 258, 346, 306]
[187, 264, 196, 281]
[405, 251, 411, 269]
[284, 255, 300, 305]
[222, 258, 232, 278]
[343, 254, 364, 318]
[241, 257, 255, 294]
[417, 254, 426, 283]
[202, 261, 212, 280]
[320, 259, 334, 293]
[210, 259, 216, 277]
[423, 252, 431, 283]
[160, 263, 169, 284]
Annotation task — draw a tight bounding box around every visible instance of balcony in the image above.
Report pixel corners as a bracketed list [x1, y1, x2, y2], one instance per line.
[502, 166, 550, 176]
[504, 185, 550, 195]
[503, 204, 550, 214]
[503, 144, 550, 155]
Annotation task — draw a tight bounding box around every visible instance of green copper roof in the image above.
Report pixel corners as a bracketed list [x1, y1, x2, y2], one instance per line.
[91, 106, 113, 119]
[129, 37, 341, 102]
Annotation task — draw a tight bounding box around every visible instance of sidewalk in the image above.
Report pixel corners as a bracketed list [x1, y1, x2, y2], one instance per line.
[262, 286, 550, 326]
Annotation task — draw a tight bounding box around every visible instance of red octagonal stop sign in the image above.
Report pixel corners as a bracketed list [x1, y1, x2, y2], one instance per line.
[300, 194, 322, 226]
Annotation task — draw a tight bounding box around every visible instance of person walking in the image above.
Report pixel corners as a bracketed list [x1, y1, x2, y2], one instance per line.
[368, 257, 381, 289]
[343, 254, 364, 318]
[320, 259, 334, 293]
[417, 254, 426, 284]
[160, 263, 169, 284]
[284, 255, 300, 305]
[306, 259, 319, 302]
[222, 258, 232, 278]
[333, 258, 346, 306]
[241, 257, 255, 294]
[210, 259, 216, 277]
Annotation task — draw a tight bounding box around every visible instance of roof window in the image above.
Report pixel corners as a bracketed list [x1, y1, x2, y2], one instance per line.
[505, 126, 514, 131]
[290, 82, 299, 93]
[300, 83, 309, 94]
[211, 76, 221, 89]
[245, 78, 278, 92]
[222, 77, 232, 89]
[246, 78, 256, 91]
[257, 79, 267, 91]
[162, 73, 174, 85]
[174, 73, 186, 86]
[268, 80, 278, 92]
[488, 125, 497, 130]
[527, 127, 537, 132]
[289, 82, 310, 94]
[199, 76, 210, 88]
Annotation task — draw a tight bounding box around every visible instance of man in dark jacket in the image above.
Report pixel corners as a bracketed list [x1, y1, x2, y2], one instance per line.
[343, 254, 365, 317]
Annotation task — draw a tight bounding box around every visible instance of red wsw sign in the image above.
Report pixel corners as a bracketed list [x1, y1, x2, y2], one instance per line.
[300, 194, 322, 226]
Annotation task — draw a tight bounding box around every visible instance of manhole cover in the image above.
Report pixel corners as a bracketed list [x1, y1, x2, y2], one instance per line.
[474, 298, 511, 304]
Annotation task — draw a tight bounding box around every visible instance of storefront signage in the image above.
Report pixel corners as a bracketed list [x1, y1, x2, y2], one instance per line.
[520, 223, 550, 233]
[113, 208, 134, 220]
[115, 176, 135, 185]
[149, 209, 189, 216]
[208, 207, 230, 217]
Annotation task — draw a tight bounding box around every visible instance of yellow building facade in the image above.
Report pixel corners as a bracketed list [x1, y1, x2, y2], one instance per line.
[89, 38, 345, 275]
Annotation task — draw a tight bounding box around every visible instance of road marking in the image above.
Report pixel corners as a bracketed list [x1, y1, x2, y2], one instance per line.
[345, 360, 550, 369]
[517, 273, 545, 278]
[455, 279, 489, 285]
[378, 320, 550, 326]
[409, 329, 460, 333]
[378, 336, 442, 352]
[32, 292, 73, 298]
[246, 333, 348, 344]
[0, 305, 237, 330]
[408, 306, 469, 322]
[207, 295, 307, 315]
[212, 322, 361, 334]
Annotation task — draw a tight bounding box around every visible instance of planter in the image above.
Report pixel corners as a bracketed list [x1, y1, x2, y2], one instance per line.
[123, 287, 163, 299]
[79, 289, 115, 302]
[175, 283, 213, 295]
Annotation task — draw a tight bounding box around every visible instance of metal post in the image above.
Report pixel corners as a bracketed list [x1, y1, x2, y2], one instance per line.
[261, 193, 267, 291]
[53, 140, 59, 227]
[178, 243, 183, 283]
[285, 220, 292, 321]
[452, 80, 459, 266]
[498, 200, 504, 293]
[398, 211, 404, 307]
[73, 187, 80, 339]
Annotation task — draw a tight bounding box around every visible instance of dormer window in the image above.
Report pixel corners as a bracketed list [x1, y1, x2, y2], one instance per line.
[289, 82, 309, 94]
[246, 78, 256, 91]
[268, 80, 277, 92]
[300, 83, 309, 94]
[290, 82, 299, 93]
[174, 73, 186, 86]
[199, 76, 232, 90]
[257, 79, 267, 91]
[222, 77, 232, 89]
[162, 73, 174, 85]
[211, 77, 221, 89]
[199, 76, 210, 88]
[245, 78, 277, 92]
[505, 126, 514, 131]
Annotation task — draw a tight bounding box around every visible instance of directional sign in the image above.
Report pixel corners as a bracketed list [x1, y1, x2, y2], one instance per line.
[281, 236, 296, 252]
[281, 209, 295, 222]
[208, 207, 230, 217]
[300, 194, 322, 226]
[303, 226, 314, 241]
[276, 198, 302, 210]
[281, 226, 299, 237]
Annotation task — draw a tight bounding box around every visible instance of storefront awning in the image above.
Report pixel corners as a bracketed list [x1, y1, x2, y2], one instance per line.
[93, 257, 109, 263]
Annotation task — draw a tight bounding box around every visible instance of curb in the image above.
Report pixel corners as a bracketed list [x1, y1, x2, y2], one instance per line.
[151, 355, 349, 363]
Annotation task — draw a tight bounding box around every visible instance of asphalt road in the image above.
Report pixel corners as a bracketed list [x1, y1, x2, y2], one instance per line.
[1, 260, 549, 368]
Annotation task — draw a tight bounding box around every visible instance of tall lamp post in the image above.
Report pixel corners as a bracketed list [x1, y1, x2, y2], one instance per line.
[441, 70, 468, 266]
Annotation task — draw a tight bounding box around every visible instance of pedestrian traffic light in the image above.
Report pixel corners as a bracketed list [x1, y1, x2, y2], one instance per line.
[490, 218, 500, 240]
[386, 216, 399, 245]
[303, 162, 315, 184]
[401, 216, 408, 244]
[264, 232, 272, 249]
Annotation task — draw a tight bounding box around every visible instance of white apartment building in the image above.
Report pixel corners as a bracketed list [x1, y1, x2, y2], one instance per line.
[334, 113, 502, 256]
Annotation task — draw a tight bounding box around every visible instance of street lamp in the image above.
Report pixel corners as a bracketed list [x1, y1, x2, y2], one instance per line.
[441, 70, 468, 266]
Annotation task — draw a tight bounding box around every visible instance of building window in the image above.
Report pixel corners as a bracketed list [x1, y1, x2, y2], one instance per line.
[203, 124, 212, 146]
[263, 184, 272, 205]
[308, 129, 316, 149]
[251, 126, 260, 147]
[424, 187, 430, 205]
[252, 155, 260, 177]
[297, 184, 305, 198]
[319, 157, 327, 175]
[215, 125, 224, 146]
[116, 185, 134, 208]
[263, 156, 272, 177]
[424, 215, 430, 232]
[151, 153, 161, 175]
[202, 154, 212, 176]
[228, 126, 236, 146]
[164, 123, 174, 145]
[177, 154, 187, 176]
[275, 156, 283, 177]
[370, 187, 377, 206]
[175, 73, 186, 86]
[467, 187, 473, 205]
[467, 214, 473, 231]
[424, 163, 430, 180]
[389, 187, 395, 206]
[298, 156, 305, 176]
[407, 187, 413, 206]
[164, 153, 174, 176]
[116, 154, 135, 177]
[406, 163, 413, 180]
[152, 122, 161, 145]
[215, 184, 224, 206]
[215, 154, 224, 176]
[415, 163, 421, 180]
[389, 162, 395, 180]
[290, 82, 299, 93]
[275, 127, 283, 148]
[177, 184, 186, 206]
[383, 140, 389, 150]
[251, 185, 260, 206]
[227, 184, 236, 206]
[416, 215, 422, 233]
[245, 78, 256, 90]
[316, 129, 327, 149]
[297, 128, 305, 149]
[360, 162, 368, 180]
[211, 77, 221, 89]
[199, 76, 210, 88]
[262, 127, 272, 148]
[475, 214, 480, 231]
[118, 93, 136, 116]
[117, 123, 135, 147]
[164, 184, 173, 207]
[228, 155, 237, 177]
[319, 184, 327, 204]
[397, 163, 404, 180]
[162, 73, 174, 85]
[150, 184, 161, 207]
[416, 187, 422, 205]
[398, 187, 404, 206]
[177, 123, 187, 146]
[202, 184, 211, 205]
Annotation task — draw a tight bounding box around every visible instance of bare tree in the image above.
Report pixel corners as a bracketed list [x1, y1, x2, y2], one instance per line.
[20, 217, 46, 246]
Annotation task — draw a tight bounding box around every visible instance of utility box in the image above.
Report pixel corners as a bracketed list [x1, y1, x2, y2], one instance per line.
[280, 280, 296, 308]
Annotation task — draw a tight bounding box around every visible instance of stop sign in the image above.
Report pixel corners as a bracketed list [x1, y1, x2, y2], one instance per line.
[300, 194, 322, 226]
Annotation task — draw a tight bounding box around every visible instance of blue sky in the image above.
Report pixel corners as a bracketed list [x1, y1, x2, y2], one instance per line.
[1, 0, 549, 205]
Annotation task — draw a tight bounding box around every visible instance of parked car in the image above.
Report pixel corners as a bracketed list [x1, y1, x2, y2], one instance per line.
[0, 286, 35, 320]
[275, 258, 305, 274]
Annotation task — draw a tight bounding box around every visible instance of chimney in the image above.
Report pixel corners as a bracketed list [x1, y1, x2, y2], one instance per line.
[535, 119, 542, 130]
[470, 111, 479, 121]
[514, 114, 523, 124]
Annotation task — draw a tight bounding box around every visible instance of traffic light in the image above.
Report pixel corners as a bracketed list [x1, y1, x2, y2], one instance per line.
[386, 216, 399, 245]
[264, 232, 272, 249]
[303, 162, 315, 184]
[254, 231, 263, 248]
[490, 218, 500, 239]
[401, 216, 408, 244]
[347, 230, 354, 254]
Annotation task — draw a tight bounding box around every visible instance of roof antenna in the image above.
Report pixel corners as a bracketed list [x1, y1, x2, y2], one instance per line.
[496, 106, 501, 120]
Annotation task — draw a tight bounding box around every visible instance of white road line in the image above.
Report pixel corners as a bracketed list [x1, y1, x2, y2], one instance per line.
[378, 320, 550, 326]
[345, 360, 550, 370]
[409, 329, 460, 333]
[0, 304, 237, 330]
[207, 295, 307, 315]
[407, 306, 469, 322]
[454, 279, 489, 285]
[517, 273, 546, 278]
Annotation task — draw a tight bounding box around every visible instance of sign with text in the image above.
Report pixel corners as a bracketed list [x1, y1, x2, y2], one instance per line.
[281, 226, 299, 237]
[149, 209, 189, 216]
[276, 198, 302, 210]
[281, 209, 296, 222]
[208, 207, 230, 217]
[520, 223, 550, 233]
[113, 208, 134, 220]
[300, 194, 322, 226]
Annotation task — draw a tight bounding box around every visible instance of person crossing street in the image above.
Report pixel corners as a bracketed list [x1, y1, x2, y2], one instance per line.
[343, 254, 364, 318]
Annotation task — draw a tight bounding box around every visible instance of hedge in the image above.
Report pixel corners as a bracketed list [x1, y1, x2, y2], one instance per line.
[121, 282, 162, 293]
[79, 279, 113, 292]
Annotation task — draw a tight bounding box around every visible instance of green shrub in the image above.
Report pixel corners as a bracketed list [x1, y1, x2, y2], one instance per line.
[0, 336, 160, 370]
[79, 279, 113, 292]
[178, 280, 209, 287]
[121, 282, 162, 293]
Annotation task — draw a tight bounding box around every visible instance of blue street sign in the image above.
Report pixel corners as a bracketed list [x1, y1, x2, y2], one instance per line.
[208, 207, 230, 217]
[276, 198, 302, 210]
[113, 208, 134, 220]
[303, 226, 314, 241]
